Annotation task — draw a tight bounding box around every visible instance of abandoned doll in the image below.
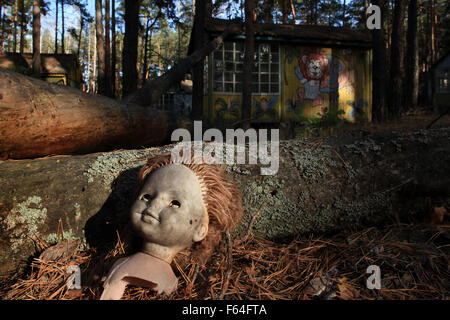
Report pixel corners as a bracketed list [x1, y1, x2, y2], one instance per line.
[100, 153, 243, 300]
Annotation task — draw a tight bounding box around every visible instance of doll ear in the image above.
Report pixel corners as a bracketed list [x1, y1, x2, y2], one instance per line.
[193, 222, 208, 242]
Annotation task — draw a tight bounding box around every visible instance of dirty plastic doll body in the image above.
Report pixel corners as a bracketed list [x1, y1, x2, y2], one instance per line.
[100, 164, 208, 300]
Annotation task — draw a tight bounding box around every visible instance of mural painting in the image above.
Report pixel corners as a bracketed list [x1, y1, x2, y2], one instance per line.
[284, 47, 371, 122]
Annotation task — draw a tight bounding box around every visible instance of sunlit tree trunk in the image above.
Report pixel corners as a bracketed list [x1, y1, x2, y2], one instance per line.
[32, 0, 41, 76]
[13, 0, 18, 53]
[54, 0, 58, 54]
[111, 0, 116, 97]
[105, 0, 112, 97]
[96, 0, 106, 95]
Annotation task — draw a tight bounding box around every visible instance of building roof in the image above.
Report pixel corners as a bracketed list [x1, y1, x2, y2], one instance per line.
[189, 18, 372, 53]
[431, 52, 450, 70]
[0, 52, 79, 75]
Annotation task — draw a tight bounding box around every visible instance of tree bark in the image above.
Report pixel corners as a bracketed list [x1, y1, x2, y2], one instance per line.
[0, 68, 186, 159]
[104, 0, 112, 97]
[388, 0, 406, 119]
[96, 0, 106, 95]
[242, 0, 254, 128]
[371, 0, 387, 122]
[61, 0, 65, 53]
[405, 0, 419, 111]
[19, 0, 24, 54]
[0, 0, 4, 54]
[1, 127, 449, 275]
[13, 0, 18, 53]
[54, 0, 58, 54]
[122, 0, 140, 98]
[191, 0, 207, 119]
[32, 0, 41, 76]
[111, 0, 116, 98]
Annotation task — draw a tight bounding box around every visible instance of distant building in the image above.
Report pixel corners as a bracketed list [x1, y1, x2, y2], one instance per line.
[430, 52, 450, 113]
[0, 53, 83, 89]
[189, 18, 373, 123]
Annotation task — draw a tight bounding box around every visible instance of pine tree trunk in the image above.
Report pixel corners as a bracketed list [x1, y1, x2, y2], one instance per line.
[388, 0, 406, 118]
[122, 0, 140, 98]
[19, 0, 24, 54]
[96, 0, 106, 95]
[142, 13, 149, 86]
[242, 0, 254, 127]
[54, 0, 58, 54]
[124, 23, 239, 108]
[191, 0, 207, 119]
[111, 0, 116, 98]
[372, 0, 387, 122]
[0, 1, 5, 53]
[405, 0, 419, 111]
[104, 0, 112, 97]
[13, 0, 17, 53]
[61, 0, 65, 53]
[32, 0, 41, 76]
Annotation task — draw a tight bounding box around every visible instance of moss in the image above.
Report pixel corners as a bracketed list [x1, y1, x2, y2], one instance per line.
[287, 141, 340, 182]
[45, 229, 79, 245]
[84, 150, 149, 186]
[3, 196, 48, 251]
[333, 192, 394, 227]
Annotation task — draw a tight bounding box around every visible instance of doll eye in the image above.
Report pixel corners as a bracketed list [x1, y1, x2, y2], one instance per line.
[141, 194, 152, 202]
[169, 200, 181, 208]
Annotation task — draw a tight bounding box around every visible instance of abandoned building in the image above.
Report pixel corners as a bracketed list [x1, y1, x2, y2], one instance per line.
[0, 52, 83, 89]
[189, 18, 373, 123]
[430, 52, 450, 113]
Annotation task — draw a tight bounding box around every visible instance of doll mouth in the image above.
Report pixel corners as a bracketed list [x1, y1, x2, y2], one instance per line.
[141, 212, 160, 223]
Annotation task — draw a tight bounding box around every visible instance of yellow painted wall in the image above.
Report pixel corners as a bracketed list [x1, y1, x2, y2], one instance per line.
[206, 45, 372, 123]
[282, 46, 372, 122]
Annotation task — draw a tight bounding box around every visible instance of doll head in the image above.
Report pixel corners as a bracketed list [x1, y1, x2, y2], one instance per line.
[131, 152, 243, 265]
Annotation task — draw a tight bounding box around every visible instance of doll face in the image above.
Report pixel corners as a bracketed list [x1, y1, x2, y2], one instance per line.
[130, 164, 208, 249]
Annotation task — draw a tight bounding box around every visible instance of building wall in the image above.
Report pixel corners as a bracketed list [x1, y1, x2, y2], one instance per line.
[433, 54, 450, 112]
[205, 43, 372, 123]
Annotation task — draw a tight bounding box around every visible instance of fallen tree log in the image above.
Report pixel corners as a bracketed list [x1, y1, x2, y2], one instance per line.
[0, 24, 238, 160]
[0, 128, 449, 275]
[0, 68, 188, 159]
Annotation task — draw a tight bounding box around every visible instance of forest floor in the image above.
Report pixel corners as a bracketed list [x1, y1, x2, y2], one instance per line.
[0, 109, 449, 300]
[0, 222, 448, 300]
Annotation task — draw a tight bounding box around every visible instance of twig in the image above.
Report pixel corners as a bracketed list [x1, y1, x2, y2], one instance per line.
[238, 198, 271, 244]
[218, 232, 232, 300]
[426, 105, 450, 129]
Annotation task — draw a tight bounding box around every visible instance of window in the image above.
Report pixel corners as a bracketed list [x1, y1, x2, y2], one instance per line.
[252, 43, 280, 94]
[212, 41, 280, 94]
[438, 69, 449, 93]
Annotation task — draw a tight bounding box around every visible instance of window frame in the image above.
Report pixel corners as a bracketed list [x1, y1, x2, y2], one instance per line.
[437, 69, 449, 93]
[212, 41, 281, 95]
